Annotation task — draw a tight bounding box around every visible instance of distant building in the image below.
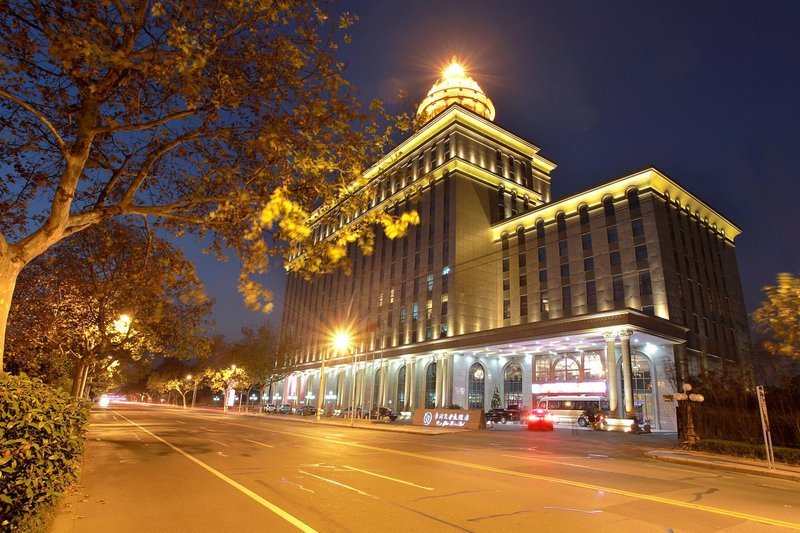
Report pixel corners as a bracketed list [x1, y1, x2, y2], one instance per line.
[277, 60, 751, 430]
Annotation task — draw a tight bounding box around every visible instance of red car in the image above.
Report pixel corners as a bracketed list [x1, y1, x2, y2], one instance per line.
[527, 408, 554, 431]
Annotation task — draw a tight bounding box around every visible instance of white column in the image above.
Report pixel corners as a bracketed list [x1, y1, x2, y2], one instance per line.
[619, 329, 634, 418]
[603, 331, 619, 416]
[435, 356, 444, 408]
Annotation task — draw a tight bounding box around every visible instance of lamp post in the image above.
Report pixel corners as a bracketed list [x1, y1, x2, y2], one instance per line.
[319, 331, 351, 422]
[187, 374, 199, 408]
[674, 383, 704, 445]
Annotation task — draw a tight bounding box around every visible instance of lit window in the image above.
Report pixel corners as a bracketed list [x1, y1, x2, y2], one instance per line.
[427, 272, 434, 292]
[426, 299, 433, 320]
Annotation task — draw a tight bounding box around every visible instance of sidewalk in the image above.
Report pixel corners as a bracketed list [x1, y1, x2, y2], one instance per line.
[646, 449, 800, 482]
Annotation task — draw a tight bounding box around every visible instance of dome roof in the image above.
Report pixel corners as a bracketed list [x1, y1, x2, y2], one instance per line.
[416, 58, 495, 127]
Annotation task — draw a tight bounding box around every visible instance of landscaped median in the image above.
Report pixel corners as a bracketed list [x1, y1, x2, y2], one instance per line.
[1, 373, 88, 532]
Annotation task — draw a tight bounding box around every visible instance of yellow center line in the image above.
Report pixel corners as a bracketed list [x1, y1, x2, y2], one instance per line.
[342, 464, 435, 491]
[113, 411, 317, 533]
[242, 422, 800, 530]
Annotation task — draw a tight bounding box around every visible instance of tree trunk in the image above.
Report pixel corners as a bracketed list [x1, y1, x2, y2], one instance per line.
[71, 360, 86, 400]
[0, 256, 23, 371]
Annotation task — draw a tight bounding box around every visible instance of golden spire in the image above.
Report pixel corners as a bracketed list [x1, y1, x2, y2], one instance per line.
[416, 57, 495, 127]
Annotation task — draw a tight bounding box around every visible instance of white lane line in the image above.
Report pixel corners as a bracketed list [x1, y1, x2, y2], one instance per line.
[208, 438, 230, 448]
[244, 438, 274, 449]
[342, 465, 434, 491]
[114, 411, 317, 533]
[298, 469, 374, 497]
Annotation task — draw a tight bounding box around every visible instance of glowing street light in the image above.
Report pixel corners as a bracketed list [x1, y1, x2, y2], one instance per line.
[318, 330, 351, 422]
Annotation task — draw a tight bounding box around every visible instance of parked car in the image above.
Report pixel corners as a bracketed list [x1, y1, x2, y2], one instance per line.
[279, 403, 293, 414]
[526, 408, 555, 431]
[371, 407, 398, 421]
[297, 405, 317, 416]
[264, 404, 277, 414]
[485, 407, 521, 424]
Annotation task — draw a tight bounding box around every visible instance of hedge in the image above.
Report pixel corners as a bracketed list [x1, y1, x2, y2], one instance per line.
[1, 373, 88, 531]
[693, 439, 800, 466]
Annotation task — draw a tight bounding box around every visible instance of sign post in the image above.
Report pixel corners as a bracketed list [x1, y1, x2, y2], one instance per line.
[756, 385, 775, 470]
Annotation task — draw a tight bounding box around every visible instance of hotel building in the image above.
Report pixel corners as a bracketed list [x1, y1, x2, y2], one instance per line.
[277, 61, 751, 430]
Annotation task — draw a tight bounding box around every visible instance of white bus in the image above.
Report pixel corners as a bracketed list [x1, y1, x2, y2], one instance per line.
[536, 396, 609, 426]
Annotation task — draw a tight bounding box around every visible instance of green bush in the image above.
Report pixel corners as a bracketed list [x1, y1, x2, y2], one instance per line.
[693, 439, 800, 465]
[0, 373, 88, 530]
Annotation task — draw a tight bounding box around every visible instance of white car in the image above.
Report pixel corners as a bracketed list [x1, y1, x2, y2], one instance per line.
[264, 404, 277, 413]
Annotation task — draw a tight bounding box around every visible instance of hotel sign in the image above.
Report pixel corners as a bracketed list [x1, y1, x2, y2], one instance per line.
[413, 409, 484, 430]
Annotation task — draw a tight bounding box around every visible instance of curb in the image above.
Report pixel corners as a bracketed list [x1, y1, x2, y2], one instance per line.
[646, 450, 800, 482]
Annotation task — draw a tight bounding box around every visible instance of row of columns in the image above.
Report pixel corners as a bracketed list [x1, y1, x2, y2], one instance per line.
[603, 329, 634, 418]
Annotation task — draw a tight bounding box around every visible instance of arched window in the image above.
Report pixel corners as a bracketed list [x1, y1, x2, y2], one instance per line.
[516, 226, 526, 246]
[468, 362, 485, 409]
[425, 362, 437, 408]
[627, 188, 640, 210]
[603, 196, 616, 218]
[583, 352, 605, 380]
[397, 365, 406, 411]
[579, 204, 590, 226]
[553, 356, 580, 382]
[536, 219, 545, 240]
[503, 363, 523, 407]
[535, 356, 550, 383]
[556, 212, 566, 233]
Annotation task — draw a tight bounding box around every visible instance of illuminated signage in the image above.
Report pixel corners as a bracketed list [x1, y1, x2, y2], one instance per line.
[412, 409, 484, 429]
[531, 381, 607, 395]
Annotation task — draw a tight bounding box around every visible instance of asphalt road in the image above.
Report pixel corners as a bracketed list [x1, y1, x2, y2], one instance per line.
[53, 405, 800, 532]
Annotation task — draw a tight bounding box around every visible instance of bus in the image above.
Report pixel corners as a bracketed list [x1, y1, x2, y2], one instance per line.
[536, 396, 609, 426]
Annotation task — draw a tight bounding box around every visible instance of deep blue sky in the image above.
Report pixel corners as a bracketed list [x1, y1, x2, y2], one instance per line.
[197, 0, 800, 340]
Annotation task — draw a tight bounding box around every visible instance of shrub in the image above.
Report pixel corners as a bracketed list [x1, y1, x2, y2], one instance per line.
[693, 439, 800, 465]
[0, 373, 88, 530]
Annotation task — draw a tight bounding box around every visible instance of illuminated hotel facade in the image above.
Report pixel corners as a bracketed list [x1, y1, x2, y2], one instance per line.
[278, 61, 751, 430]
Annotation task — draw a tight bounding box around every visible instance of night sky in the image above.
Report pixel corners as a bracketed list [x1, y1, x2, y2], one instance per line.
[197, 1, 800, 340]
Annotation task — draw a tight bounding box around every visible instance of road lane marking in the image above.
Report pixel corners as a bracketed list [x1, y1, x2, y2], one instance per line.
[298, 469, 374, 497]
[113, 411, 317, 533]
[244, 438, 274, 448]
[501, 454, 602, 471]
[246, 425, 800, 530]
[342, 465, 434, 491]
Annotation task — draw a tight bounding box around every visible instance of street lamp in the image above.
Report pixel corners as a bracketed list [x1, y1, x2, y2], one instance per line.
[674, 383, 704, 445]
[317, 331, 351, 421]
[187, 374, 199, 408]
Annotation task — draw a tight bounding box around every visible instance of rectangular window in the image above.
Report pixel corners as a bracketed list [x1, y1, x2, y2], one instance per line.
[399, 307, 406, 325]
[520, 295, 528, 316]
[503, 298, 511, 319]
[441, 323, 448, 336]
[540, 291, 549, 314]
[389, 288, 395, 304]
[635, 244, 648, 261]
[441, 294, 448, 315]
[503, 257, 510, 273]
[586, 280, 597, 311]
[582, 233, 592, 251]
[425, 326, 433, 340]
[519, 252, 527, 268]
[584, 257, 594, 272]
[632, 218, 645, 237]
[539, 269, 547, 283]
[426, 299, 433, 320]
[412, 302, 419, 321]
[538, 246, 547, 262]
[427, 272, 434, 292]
[610, 250, 621, 266]
[442, 266, 450, 292]
[562, 286, 572, 313]
[519, 273, 527, 287]
[503, 277, 510, 291]
[607, 226, 618, 244]
[560, 263, 570, 278]
[427, 246, 434, 267]
[639, 270, 653, 296]
[613, 274, 625, 303]
[559, 240, 568, 257]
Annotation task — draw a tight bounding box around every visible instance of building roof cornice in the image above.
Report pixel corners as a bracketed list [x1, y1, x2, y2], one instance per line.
[491, 166, 742, 243]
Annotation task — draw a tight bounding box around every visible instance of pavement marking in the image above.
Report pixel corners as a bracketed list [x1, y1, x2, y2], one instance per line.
[501, 454, 603, 471]
[251, 425, 800, 530]
[244, 438, 274, 448]
[114, 411, 317, 533]
[342, 465, 434, 491]
[298, 469, 374, 497]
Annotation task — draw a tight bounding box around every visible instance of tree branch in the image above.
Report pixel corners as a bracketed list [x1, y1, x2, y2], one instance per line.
[95, 108, 201, 134]
[0, 88, 67, 155]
